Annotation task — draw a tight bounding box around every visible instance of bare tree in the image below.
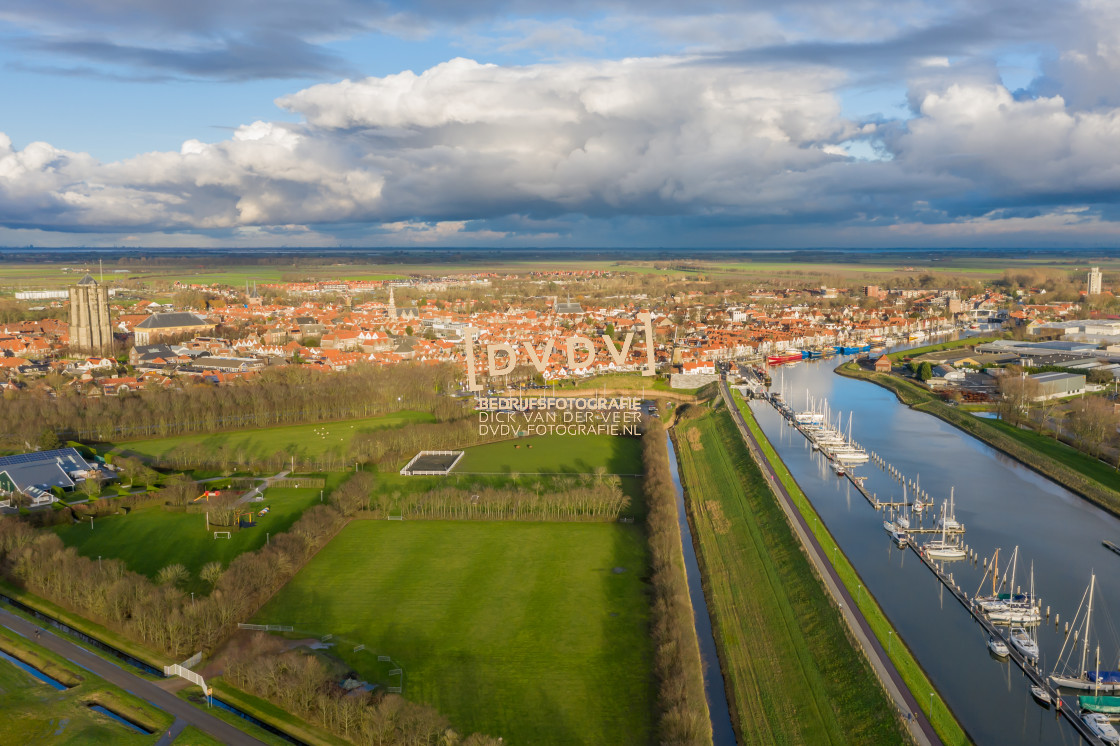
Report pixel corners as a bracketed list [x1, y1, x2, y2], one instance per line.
[156, 563, 189, 588]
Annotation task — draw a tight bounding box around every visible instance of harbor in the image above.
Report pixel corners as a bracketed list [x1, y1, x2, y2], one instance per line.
[746, 351, 1120, 746]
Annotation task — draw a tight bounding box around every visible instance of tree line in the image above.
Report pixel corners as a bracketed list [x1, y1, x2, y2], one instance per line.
[0, 479, 348, 657]
[225, 633, 501, 746]
[1, 362, 463, 447]
[643, 420, 713, 745]
[385, 479, 630, 522]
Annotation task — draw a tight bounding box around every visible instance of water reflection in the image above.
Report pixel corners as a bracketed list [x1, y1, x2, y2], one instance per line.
[750, 357, 1120, 746]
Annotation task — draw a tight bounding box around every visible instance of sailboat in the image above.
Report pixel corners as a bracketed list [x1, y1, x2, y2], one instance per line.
[1008, 626, 1039, 661]
[897, 486, 911, 530]
[973, 546, 1041, 624]
[923, 503, 967, 560]
[1050, 574, 1120, 693]
[936, 487, 964, 533]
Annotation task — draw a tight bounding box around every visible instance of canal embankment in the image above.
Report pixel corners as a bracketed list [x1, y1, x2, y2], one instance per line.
[835, 360, 1120, 518]
[729, 388, 958, 740]
[673, 398, 922, 745]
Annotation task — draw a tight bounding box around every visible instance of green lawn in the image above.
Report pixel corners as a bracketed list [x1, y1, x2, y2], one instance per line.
[53, 484, 334, 593]
[979, 415, 1120, 492]
[456, 433, 643, 474]
[105, 411, 436, 464]
[676, 407, 910, 745]
[0, 626, 172, 745]
[254, 521, 655, 745]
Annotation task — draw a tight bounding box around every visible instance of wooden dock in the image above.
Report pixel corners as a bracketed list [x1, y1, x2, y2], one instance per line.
[908, 544, 1107, 744]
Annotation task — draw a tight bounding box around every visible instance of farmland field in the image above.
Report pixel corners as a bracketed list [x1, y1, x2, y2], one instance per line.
[456, 432, 642, 474]
[675, 408, 906, 745]
[54, 483, 336, 593]
[253, 520, 655, 745]
[105, 411, 435, 464]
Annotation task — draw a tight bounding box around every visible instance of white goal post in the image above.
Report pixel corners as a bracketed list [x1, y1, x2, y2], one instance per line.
[213, 531, 232, 539]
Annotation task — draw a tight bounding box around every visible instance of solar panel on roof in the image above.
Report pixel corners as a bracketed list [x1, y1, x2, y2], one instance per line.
[0, 448, 87, 468]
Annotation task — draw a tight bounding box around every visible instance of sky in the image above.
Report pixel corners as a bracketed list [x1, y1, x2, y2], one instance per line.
[0, 0, 1118, 249]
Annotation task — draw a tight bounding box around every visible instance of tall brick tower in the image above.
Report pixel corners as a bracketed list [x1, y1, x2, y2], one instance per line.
[68, 274, 112, 354]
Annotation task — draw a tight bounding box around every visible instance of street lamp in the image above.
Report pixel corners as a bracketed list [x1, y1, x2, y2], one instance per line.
[98, 555, 101, 572]
[888, 630, 892, 654]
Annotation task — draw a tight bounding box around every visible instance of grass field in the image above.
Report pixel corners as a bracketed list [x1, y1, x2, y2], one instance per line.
[979, 416, 1120, 490]
[675, 407, 910, 745]
[105, 411, 435, 464]
[457, 432, 643, 474]
[254, 520, 655, 745]
[729, 391, 969, 744]
[54, 483, 334, 593]
[0, 626, 171, 745]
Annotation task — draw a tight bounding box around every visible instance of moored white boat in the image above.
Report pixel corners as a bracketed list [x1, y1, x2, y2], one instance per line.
[883, 520, 908, 547]
[1009, 626, 1039, 660]
[1049, 574, 1120, 693]
[1083, 712, 1120, 745]
[923, 503, 967, 560]
[988, 636, 1009, 658]
[1030, 685, 1051, 708]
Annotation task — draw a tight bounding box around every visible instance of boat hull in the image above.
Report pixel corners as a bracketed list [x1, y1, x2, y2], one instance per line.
[1050, 675, 1120, 693]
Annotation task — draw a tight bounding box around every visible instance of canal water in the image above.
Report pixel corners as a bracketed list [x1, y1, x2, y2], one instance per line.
[667, 434, 737, 745]
[751, 357, 1120, 746]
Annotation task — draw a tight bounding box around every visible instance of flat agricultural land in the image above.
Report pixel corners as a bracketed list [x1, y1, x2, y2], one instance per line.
[105, 411, 435, 464]
[53, 484, 331, 593]
[675, 408, 906, 745]
[0, 262, 404, 289]
[253, 520, 655, 745]
[456, 433, 642, 474]
[0, 626, 171, 744]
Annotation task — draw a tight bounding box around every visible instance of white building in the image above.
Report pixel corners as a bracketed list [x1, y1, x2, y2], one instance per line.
[1089, 266, 1103, 296]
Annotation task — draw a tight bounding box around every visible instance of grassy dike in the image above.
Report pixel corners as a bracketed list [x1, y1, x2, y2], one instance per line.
[728, 391, 970, 746]
[0, 625, 172, 743]
[674, 404, 913, 745]
[835, 361, 1120, 517]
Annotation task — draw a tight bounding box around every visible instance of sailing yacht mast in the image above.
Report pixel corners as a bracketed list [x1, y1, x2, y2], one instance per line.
[1081, 573, 1096, 679]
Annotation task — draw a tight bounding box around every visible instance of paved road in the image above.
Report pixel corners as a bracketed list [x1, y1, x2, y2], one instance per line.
[235, 470, 291, 505]
[0, 608, 267, 746]
[719, 380, 942, 746]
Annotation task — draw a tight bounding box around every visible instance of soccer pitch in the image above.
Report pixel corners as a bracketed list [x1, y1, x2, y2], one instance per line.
[253, 520, 655, 745]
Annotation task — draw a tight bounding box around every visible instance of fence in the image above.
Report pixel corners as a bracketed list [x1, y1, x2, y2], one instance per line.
[269, 477, 326, 489]
[237, 623, 295, 632]
[399, 450, 464, 476]
[165, 663, 207, 695]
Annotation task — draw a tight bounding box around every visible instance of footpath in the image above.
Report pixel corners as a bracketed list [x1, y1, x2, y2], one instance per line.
[718, 379, 941, 746]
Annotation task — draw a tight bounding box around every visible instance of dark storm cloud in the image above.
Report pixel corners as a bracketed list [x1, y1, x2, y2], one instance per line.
[19, 32, 351, 82]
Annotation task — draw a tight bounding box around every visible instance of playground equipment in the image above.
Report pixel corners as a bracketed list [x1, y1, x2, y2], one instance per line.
[258, 506, 270, 516]
[193, 489, 221, 503]
[237, 510, 257, 528]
